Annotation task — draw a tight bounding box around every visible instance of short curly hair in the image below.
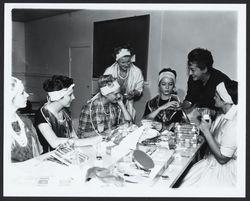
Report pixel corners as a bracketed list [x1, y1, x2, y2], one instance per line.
[43, 75, 73, 92]
[188, 48, 214, 71]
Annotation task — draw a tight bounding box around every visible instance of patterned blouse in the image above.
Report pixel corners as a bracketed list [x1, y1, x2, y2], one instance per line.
[77, 93, 125, 138]
[11, 113, 43, 162]
[143, 94, 182, 125]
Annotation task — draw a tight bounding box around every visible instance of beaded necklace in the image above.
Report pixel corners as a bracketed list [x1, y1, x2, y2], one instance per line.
[117, 67, 129, 80]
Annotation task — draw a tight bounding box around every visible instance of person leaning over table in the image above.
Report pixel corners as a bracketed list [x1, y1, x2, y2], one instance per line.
[103, 45, 144, 121]
[77, 74, 132, 138]
[143, 68, 184, 131]
[10, 77, 43, 162]
[34, 75, 101, 154]
[180, 79, 237, 187]
[182, 48, 231, 111]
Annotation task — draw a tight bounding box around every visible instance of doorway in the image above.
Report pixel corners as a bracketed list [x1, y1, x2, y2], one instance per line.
[69, 45, 92, 124]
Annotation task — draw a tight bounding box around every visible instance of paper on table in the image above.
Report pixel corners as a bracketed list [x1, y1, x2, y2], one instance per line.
[111, 126, 144, 161]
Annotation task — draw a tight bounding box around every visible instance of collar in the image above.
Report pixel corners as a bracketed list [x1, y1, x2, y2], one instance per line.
[224, 104, 237, 120]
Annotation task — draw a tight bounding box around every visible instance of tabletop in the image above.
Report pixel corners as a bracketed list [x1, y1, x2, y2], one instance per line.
[5, 125, 204, 196]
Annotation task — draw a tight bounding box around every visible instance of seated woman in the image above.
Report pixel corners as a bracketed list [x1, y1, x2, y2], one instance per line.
[180, 79, 237, 187]
[77, 74, 132, 138]
[35, 75, 101, 153]
[143, 68, 181, 130]
[104, 45, 144, 121]
[10, 77, 43, 162]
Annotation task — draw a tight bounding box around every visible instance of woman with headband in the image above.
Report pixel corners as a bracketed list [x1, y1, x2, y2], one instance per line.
[34, 75, 101, 153]
[104, 45, 144, 121]
[77, 74, 132, 138]
[181, 79, 238, 187]
[10, 77, 43, 162]
[143, 68, 181, 130]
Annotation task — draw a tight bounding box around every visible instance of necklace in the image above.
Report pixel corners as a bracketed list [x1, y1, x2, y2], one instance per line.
[100, 100, 111, 116]
[11, 114, 28, 147]
[118, 67, 129, 80]
[157, 95, 173, 123]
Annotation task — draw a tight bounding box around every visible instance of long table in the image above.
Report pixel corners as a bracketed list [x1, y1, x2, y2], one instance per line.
[4, 129, 204, 196]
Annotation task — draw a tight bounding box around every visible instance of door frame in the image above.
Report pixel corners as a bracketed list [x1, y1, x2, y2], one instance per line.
[68, 42, 93, 78]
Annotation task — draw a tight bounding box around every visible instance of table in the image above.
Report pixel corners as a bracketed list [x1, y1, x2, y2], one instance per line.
[5, 127, 204, 196]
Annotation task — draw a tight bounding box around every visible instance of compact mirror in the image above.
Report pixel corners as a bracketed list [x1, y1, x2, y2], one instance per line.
[133, 150, 154, 170]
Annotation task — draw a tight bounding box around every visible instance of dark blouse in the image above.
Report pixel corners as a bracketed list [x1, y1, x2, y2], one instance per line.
[34, 105, 73, 153]
[11, 113, 43, 162]
[185, 68, 230, 110]
[143, 94, 181, 125]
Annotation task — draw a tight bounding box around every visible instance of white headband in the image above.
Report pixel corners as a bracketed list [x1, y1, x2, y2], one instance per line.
[115, 48, 136, 62]
[100, 80, 120, 96]
[216, 82, 233, 104]
[48, 83, 75, 101]
[11, 77, 24, 100]
[158, 71, 176, 84]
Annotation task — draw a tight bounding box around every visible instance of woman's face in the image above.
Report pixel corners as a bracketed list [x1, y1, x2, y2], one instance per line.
[214, 91, 224, 108]
[117, 56, 132, 71]
[159, 77, 175, 96]
[12, 85, 29, 109]
[60, 89, 75, 108]
[188, 62, 207, 81]
[106, 88, 121, 103]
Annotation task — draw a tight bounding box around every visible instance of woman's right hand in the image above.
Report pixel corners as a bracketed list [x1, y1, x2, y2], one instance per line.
[159, 101, 179, 111]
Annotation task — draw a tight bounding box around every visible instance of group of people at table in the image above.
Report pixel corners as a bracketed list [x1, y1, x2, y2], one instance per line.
[10, 46, 238, 187]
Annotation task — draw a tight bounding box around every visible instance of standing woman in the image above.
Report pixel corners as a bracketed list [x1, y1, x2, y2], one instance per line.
[181, 80, 238, 187]
[35, 75, 101, 153]
[104, 45, 144, 121]
[77, 75, 132, 138]
[143, 68, 181, 129]
[10, 77, 43, 162]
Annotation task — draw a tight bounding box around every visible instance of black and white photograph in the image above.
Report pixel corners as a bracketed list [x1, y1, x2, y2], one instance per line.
[3, 3, 246, 197]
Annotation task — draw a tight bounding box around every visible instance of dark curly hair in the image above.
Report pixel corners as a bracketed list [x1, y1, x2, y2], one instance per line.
[188, 48, 214, 71]
[43, 75, 73, 92]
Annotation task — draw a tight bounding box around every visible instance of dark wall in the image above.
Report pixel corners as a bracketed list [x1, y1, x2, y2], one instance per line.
[93, 14, 150, 79]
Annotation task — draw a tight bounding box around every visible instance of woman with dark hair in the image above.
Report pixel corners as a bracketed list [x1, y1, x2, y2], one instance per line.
[103, 45, 144, 121]
[181, 79, 238, 187]
[10, 77, 43, 162]
[143, 68, 181, 130]
[182, 48, 230, 110]
[35, 75, 101, 153]
[77, 74, 132, 138]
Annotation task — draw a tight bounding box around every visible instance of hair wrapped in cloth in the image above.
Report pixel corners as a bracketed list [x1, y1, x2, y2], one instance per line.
[48, 84, 75, 101]
[115, 48, 136, 62]
[11, 77, 24, 101]
[158, 71, 176, 84]
[100, 80, 120, 96]
[216, 82, 234, 104]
